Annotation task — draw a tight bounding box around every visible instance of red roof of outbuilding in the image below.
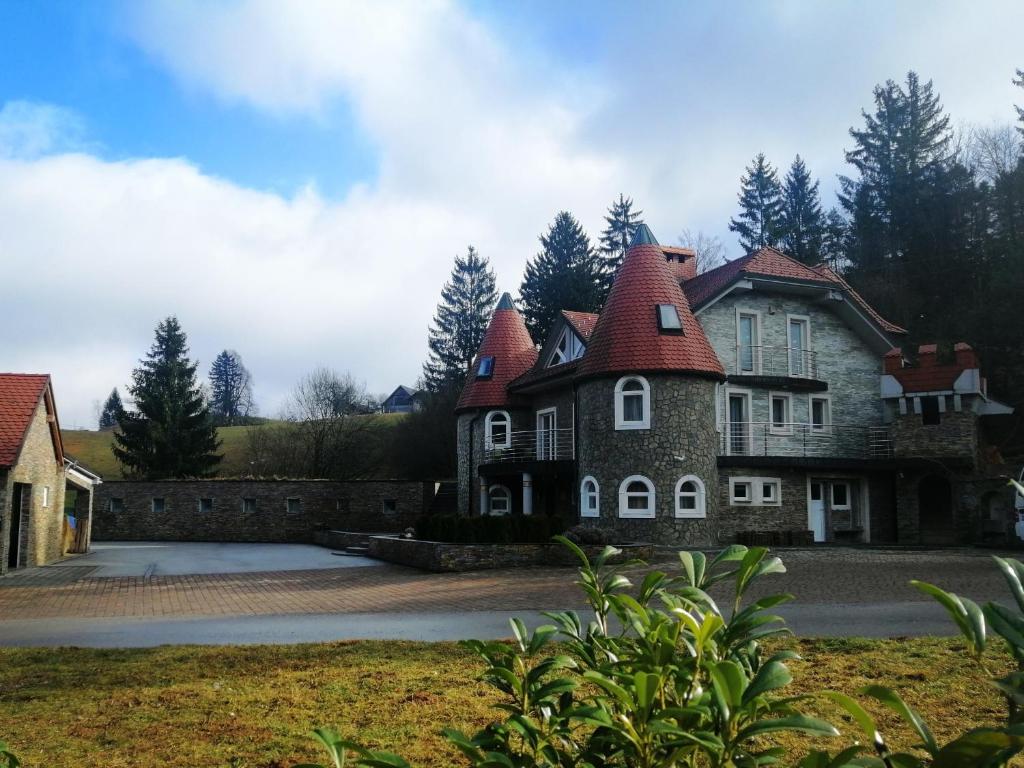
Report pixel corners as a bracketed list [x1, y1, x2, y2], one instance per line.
[577, 230, 724, 379]
[456, 295, 538, 412]
[0, 374, 62, 468]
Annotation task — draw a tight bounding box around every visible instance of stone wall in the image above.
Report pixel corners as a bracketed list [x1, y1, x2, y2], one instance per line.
[0, 400, 67, 574]
[891, 410, 980, 463]
[93, 479, 432, 543]
[715, 467, 809, 542]
[576, 375, 719, 546]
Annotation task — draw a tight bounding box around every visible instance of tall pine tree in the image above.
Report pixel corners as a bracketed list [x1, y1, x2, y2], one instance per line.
[113, 317, 222, 478]
[780, 155, 826, 264]
[98, 388, 123, 430]
[422, 246, 498, 393]
[519, 211, 603, 342]
[821, 208, 849, 271]
[598, 194, 644, 293]
[208, 350, 254, 426]
[729, 153, 785, 252]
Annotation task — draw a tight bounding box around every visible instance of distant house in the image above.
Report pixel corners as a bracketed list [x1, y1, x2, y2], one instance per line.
[0, 374, 102, 575]
[382, 385, 419, 414]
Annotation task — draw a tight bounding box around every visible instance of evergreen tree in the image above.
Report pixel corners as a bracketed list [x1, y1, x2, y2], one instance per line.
[820, 208, 849, 271]
[598, 194, 644, 291]
[113, 317, 221, 478]
[728, 153, 785, 251]
[208, 350, 254, 426]
[519, 211, 604, 342]
[422, 246, 498, 393]
[780, 155, 826, 263]
[98, 388, 123, 430]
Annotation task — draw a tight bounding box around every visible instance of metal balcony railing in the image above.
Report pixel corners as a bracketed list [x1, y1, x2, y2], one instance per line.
[484, 427, 575, 463]
[731, 345, 819, 378]
[721, 422, 892, 459]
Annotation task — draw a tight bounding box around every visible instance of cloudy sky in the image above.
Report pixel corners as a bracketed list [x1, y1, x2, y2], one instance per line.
[1, 1, 1021, 427]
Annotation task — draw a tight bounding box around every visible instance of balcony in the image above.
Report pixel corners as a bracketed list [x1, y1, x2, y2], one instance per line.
[729, 345, 819, 379]
[721, 422, 893, 460]
[484, 427, 575, 464]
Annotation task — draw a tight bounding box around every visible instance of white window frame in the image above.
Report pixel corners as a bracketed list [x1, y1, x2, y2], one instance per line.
[536, 407, 558, 460]
[674, 475, 706, 518]
[729, 476, 782, 506]
[580, 476, 600, 518]
[769, 392, 793, 435]
[724, 386, 753, 455]
[488, 484, 512, 516]
[831, 481, 852, 510]
[786, 314, 812, 377]
[42, 486, 50, 508]
[485, 410, 511, 450]
[810, 394, 832, 433]
[547, 326, 585, 367]
[615, 376, 651, 430]
[618, 475, 656, 518]
[735, 308, 762, 374]
[286, 497, 302, 515]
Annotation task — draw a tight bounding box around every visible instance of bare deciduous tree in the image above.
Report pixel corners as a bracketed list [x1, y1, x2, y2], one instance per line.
[678, 228, 727, 274]
[955, 122, 1022, 183]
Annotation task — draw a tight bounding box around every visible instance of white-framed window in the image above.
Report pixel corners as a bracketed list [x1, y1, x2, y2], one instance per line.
[787, 315, 811, 377]
[831, 481, 851, 510]
[548, 326, 585, 366]
[488, 485, 512, 516]
[152, 497, 165, 514]
[615, 376, 651, 430]
[735, 308, 762, 374]
[199, 498, 214, 513]
[485, 410, 511, 449]
[674, 475, 706, 518]
[580, 476, 600, 518]
[725, 387, 752, 455]
[42, 486, 50, 508]
[536, 407, 557, 460]
[286, 498, 302, 515]
[618, 475, 656, 518]
[810, 394, 832, 433]
[242, 497, 257, 514]
[769, 392, 793, 435]
[729, 476, 782, 506]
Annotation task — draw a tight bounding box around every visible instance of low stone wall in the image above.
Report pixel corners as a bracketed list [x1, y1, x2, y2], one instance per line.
[313, 529, 383, 550]
[366, 536, 654, 572]
[93, 479, 433, 543]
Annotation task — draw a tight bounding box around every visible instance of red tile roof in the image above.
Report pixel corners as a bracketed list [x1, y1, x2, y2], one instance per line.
[884, 342, 980, 392]
[456, 297, 538, 412]
[561, 310, 599, 340]
[682, 246, 906, 335]
[0, 374, 62, 468]
[577, 240, 724, 379]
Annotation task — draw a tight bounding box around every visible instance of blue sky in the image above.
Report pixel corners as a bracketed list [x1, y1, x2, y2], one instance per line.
[0, 1, 1021, 426]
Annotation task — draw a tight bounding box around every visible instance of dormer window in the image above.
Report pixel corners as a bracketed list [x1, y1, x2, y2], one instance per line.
[476, 356, 494, 379]
[656, 304, 682, 333]
[547, 327, 585, 367]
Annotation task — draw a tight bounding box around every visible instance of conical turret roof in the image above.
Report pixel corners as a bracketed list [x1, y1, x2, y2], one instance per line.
[577, 228, 724, 379]
[456, 293, 538, 412]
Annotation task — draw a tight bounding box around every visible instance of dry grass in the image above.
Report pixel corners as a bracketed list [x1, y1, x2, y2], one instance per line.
[0, 637, 1011, 767]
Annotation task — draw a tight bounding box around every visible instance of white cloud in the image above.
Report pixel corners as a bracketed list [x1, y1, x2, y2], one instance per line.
[0, 101, 89, 159]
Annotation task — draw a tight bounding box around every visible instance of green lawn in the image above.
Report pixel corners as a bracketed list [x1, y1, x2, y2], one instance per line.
[0, 638, 1009, 767]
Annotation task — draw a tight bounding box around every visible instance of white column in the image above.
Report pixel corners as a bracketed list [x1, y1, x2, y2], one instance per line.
[479, 477, 488, 516]
[523, 472, 533, 516]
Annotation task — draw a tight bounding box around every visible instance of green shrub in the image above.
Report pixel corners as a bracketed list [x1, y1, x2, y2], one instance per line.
[413, 514, 564, 544]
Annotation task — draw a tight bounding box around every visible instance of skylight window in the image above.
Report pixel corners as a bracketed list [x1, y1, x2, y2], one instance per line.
[476, 356, 495, 378]
[657, 304, 682, 332]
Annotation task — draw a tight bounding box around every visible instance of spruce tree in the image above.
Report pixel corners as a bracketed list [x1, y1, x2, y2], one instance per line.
[598, 194, 644, 292]
[821, 208, 849, 271]
[98, 388, 123, 430]
[780, 155, 826, 264]
[728, 153, 785, 251]
[423, 246, 498, 393]
[113, 317, 222, 478]
[519, 211, 603, 342]
[208, 350, 254, 426]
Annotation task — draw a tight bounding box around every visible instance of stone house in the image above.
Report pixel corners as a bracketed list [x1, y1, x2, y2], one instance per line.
[455, 225, 1014, 546]
[0, 374, 101, 574]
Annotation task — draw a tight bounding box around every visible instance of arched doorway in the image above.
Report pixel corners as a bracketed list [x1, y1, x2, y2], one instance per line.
[918, 475, 954, 545]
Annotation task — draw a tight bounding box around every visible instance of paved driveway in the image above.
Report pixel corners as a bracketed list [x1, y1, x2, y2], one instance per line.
[0, 544, 1016, 645]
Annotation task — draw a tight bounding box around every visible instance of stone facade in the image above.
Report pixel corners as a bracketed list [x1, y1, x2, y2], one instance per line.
[93, 479, 432, 543]
[0, 400, 67, 575]
[576, 375, 719, 546]
[890, 409, 980, 462]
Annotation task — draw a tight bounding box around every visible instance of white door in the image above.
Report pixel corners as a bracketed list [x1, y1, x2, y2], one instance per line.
[809, 481, 826, 542]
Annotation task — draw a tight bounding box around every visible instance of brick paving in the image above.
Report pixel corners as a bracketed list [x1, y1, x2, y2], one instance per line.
[0, 547, 1014, 621]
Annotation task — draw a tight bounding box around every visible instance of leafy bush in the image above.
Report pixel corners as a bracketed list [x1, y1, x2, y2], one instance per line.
[413, 514, 565, 544]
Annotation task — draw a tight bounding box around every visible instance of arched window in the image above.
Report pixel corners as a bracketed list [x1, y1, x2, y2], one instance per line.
[485, 410, 511, 449]
[488, 485, 512, 516]
[580, 476, 600, 518]
[618, 475, 656, 518]
[615, 376, 651, 430]
[674, 475, 706, 518]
